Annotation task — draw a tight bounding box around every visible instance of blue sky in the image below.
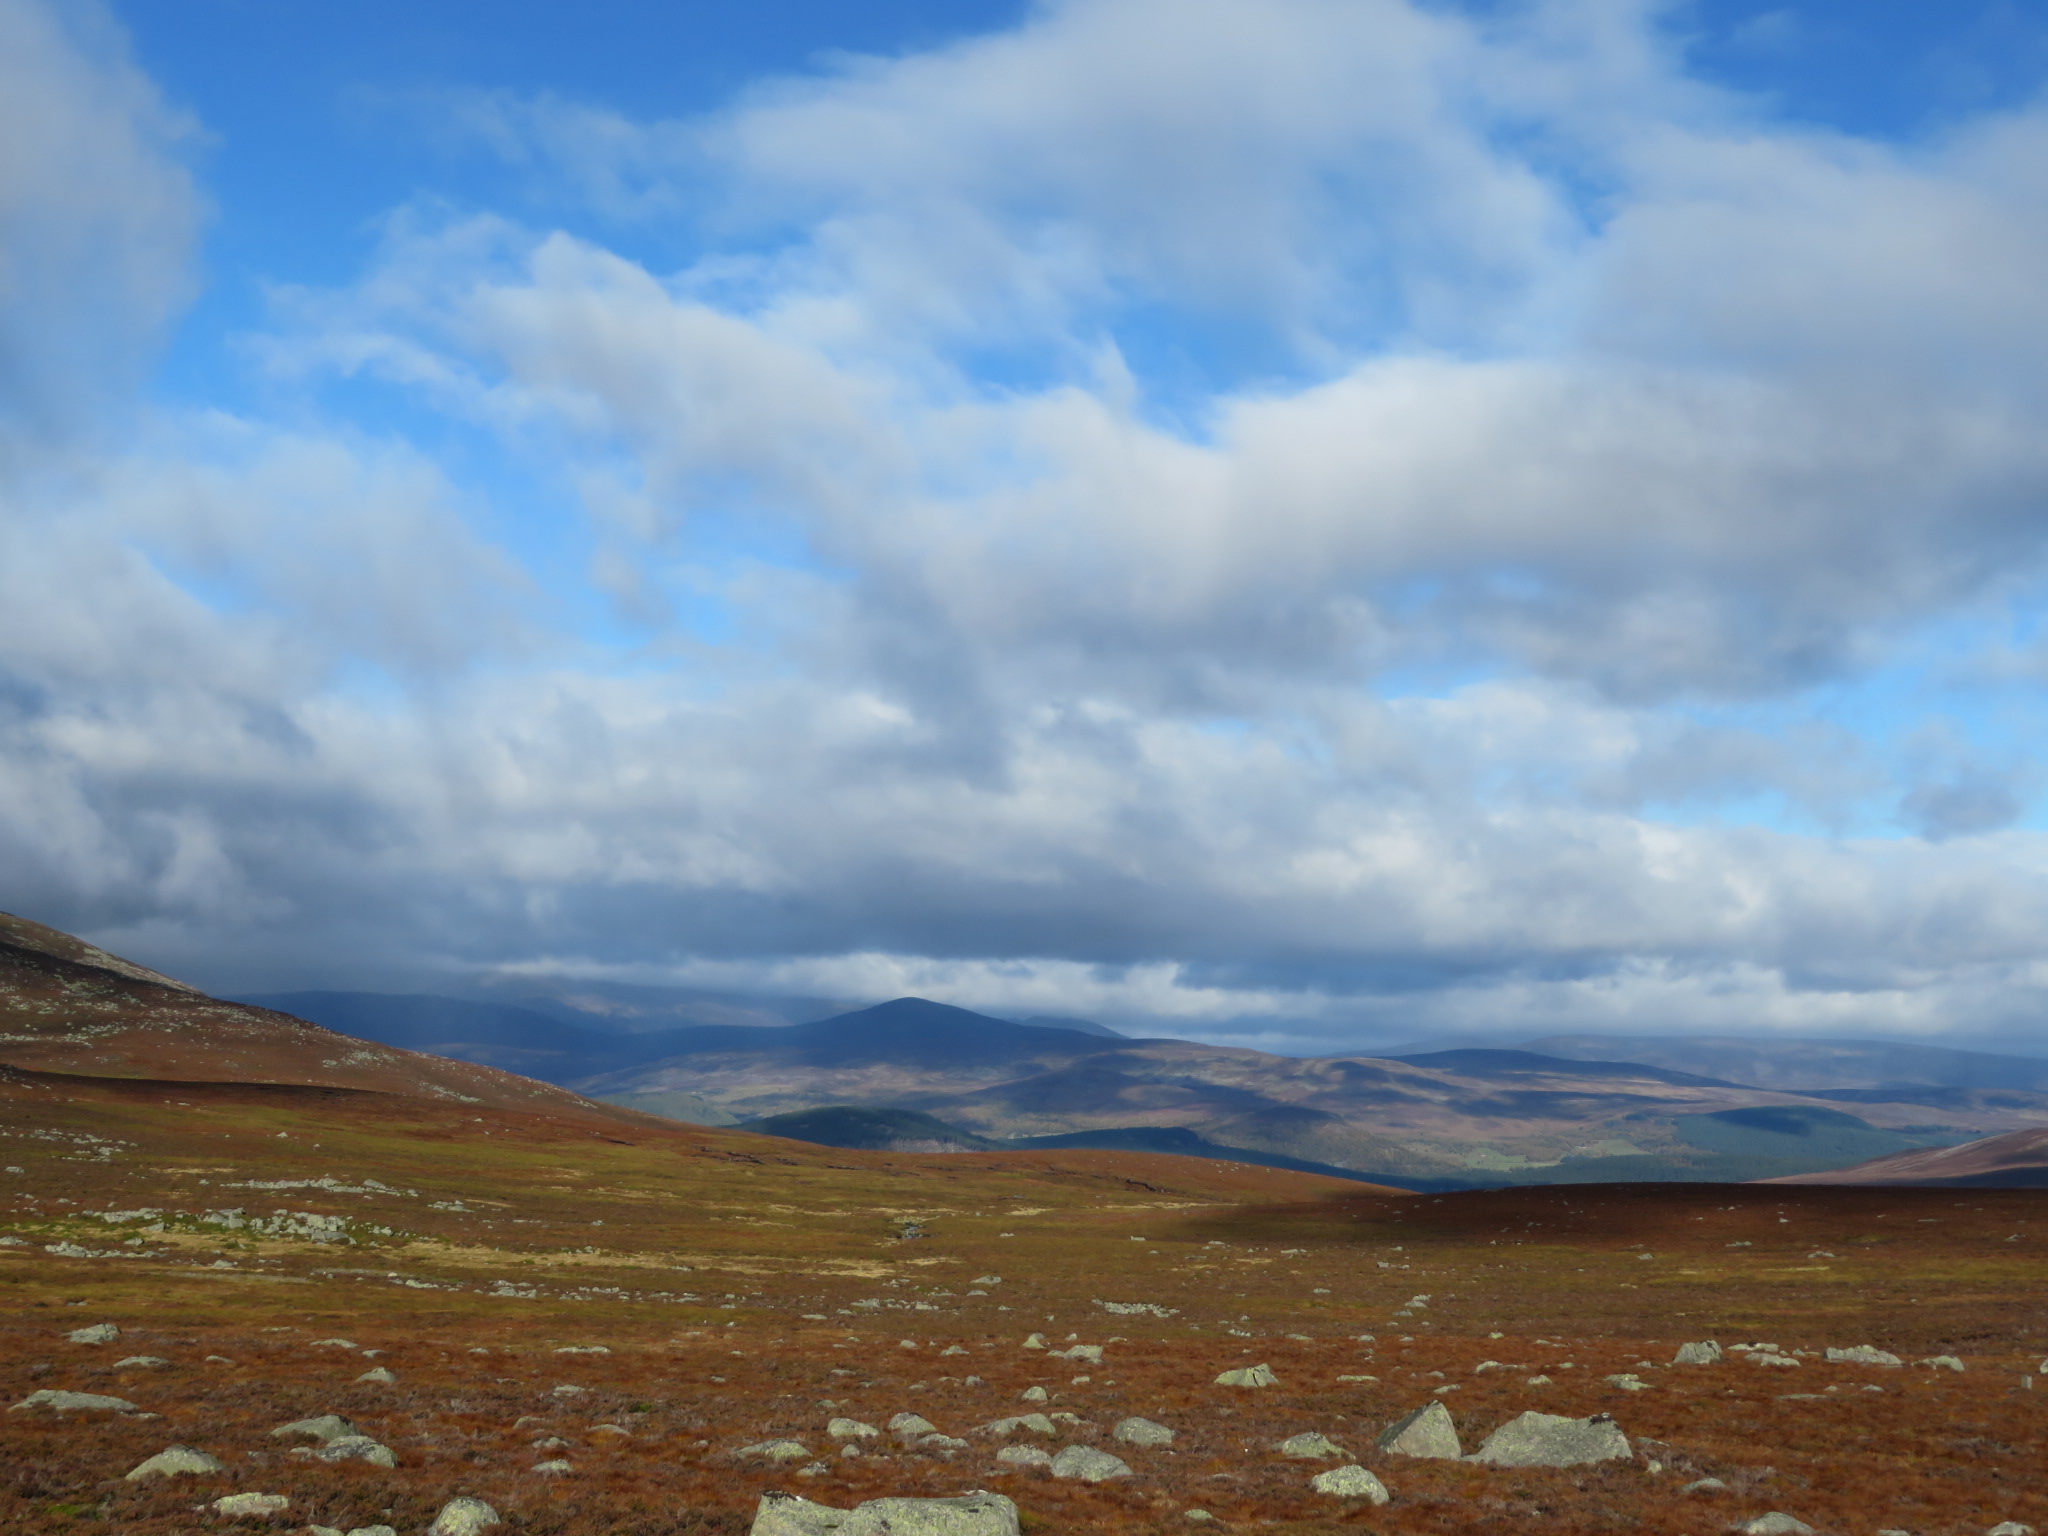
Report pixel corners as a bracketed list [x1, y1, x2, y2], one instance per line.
[4, 0, 2048, 1048]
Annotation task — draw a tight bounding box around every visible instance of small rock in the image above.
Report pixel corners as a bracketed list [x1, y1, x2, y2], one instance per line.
[1524, 1375, 1552, 1386]
[1467, 1411, 1630, 1468]
[737, 1439, 813, 1463]
[941, 1345, 969, 1357]
[355, 1367, 397, 1385]
[1309, 1465, 1390, 1504]
[1748, 1353, 1800, 1368]
[125, 1445, 226, 1479]
[533, 1459, 573, 1475]
[996, 1445, 1054, 1468]
[1214, 1363, 1277, 1388]
[1376, 1401, 1461, 1460]
[982, 1414, 1056, 1437]
[1022, 1333, 1048, 1349]
[1274, 1431, 1346, 1460]
[1114, 1416, 1175, 1447]
[1681, 1477, 1728, 1494]
[67, 1323, 120, 1345]
[270, 1414, 356, 1442]
[1050, 1445, 1131, 1482]
[427, 1499, 502, 1536]
[310, 1338, 357, 1350]
[1824, 1346, 1901, 1366]
[1737, 1515, 1815, 1535]
[1019, 1386, 1049, 1402]
[1987, 1523, 2035, 1535]
[915, 1433, 969, 1451]
[213, 1492, 289, 1517]
[889, 1412, 939, 1438]
[1918, 1355, 1965, 1372]
[309, 1434, 397, 1467]
[828, 1417, 881, 1439]
[11, 1389, 137, 1414]
[1604, 1373, 1651, 1391]
[113, 1355, 169, 1369]
[1184, 1511, 1214, 1522]
[1054, 1344, 1103, 1363]
[750, 1489, 1021, 1536]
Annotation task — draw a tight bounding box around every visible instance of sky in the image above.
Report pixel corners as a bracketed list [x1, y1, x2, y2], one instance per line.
[5, 0, 2048, 1052]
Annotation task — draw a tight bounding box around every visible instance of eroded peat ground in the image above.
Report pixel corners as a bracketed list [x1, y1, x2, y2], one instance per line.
[3, 1078, 2044, 1534]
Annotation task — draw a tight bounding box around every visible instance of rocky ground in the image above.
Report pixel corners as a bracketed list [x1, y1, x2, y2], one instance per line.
[3, 1074, 2045, 1534]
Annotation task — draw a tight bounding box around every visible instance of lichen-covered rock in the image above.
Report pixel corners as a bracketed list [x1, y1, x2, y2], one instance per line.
[750, 1489, 1022, 1536]
[533, 1459, 573, 1475]
[12, 1389, 137, 1414]
[1309, 1465, 1390, 1503]
[1274, 1431, 1346, 1460]
[308, 1434, 397, 1467]
[427, 1498, 502, 1536]
[213, 1492, 289, 1518]
[1671, 1341, 1722, 1365]
[67, 1323, 121, 1345]
[1737, 1514, 1814, 1535]
[1050, 1445, 1132, 1482]
[1824, 1346, 1901, 1366]
[889, 1413, 939, 1438]
[1918, 1355, 1965, 1372]
[125, 1445, 225, 1479]
[829, 1418, 881, 1440]
[1214, 1363, 1277, 1388]
[113, 1355, 169, 1369]
[1113, 1416, 1175, 1447]
[1018, 1386, 1048, 1402]
[996, 1445, 1053, 1468]
[1467, 1412, 1630, 1468]
[981, 1414, 1055, 1437]
[355, 1367, 397, 1384]
[737, 1439, 813, 1463]
[1376, 1401, 1461, 1460]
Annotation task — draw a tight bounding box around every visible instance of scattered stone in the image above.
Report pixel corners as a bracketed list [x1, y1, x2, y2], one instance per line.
[271, 1414, 358, 1442]
[1051, 1445, 1131, 1482]
[125, 1445, 226, 1479]
[355, 1367, 397, 1385]
[306, 1434, 397, 1467]
[12, 1389, 137, 1413]
[1274, 1431, 1346, 1460]
[941, 1345, 969, 1357]
[1309, 1465, 1390, 1503]
[890, 1412, 939, 1438]
[1918, 1355, 1965, 1372]
[1336, 1373, 1378, 1383]
[1214, 1363, 1277, 1388]
[1376, 1401, 1461, 1460]
[554, 1345, 610, 1355]
[996, 1445, 1054, 1468]
[1748, 1353, 1799, 1368]
[1682, 1478, 1728, 1494]
[213, 1492, 289, 1517]
[1824, 1346, 1901, 1366]
[533, 1459, 573, 1475]
[751, 1490, 1021, 1536]
[67, 1323, 120, 1345]
[1524, 1375, 1552, 1386]
[1053, 1344, 1103, 1363]
[829, 1417, 881, 1439]
[982, 1414, 1055, 1437]
[1604, 1373, 1651, 1391]
[427, 1499, 502, 1536]
[113, 1355, 169, 1369]
[1184, 1511, 1214, 1523]
[310, 1338, 357, 1350]
[1114, 1416, 1175, 1447]
[1467, 1412, 1630, 1468]
[1987, 1523, 2035, 1535]
[916, 1434, 970, 1451]
[1022, 1333, 1048, 1349]
[1672, 1341, 1723, 1365]
[738, 1439, 813, 1463]
[1737, 1515, 1814, 1535]
[1019, 1387, 1049, 1403]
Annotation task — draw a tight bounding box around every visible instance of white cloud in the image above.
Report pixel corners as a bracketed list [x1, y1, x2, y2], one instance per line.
[8, 0, 2048, 1048]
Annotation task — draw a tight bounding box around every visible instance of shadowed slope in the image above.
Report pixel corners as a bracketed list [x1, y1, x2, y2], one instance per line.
[1761, 1126, 2048, 1186]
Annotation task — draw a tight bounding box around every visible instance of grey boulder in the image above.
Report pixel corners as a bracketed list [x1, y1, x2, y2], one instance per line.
[125, 1446, 226, 1480]
[1467, 1412, 1630, 1468]
[751, 1490, 1022, 1536]
[995, 1445, 1053, 1468]
[1214, 1363, 1277, 1388]
[427, 1499, 502, 1536]
[1050, 1445, 1132, 1482]
[1274, 1431, 1346, 1460]
[1309, 1465, 1390, 1504]
[1376, 1401, 1461, 1460]
[1672, 1341, 1723, 1365]
[1824, 1346, 1901, 1366]
[271, 1414, 357, 1442]
[1737, 1516, 1815, 1535]
[67, 1323, 121, 1345]
[1113, 1416, 1175, 1447]
[12, 1389, 137, 1414]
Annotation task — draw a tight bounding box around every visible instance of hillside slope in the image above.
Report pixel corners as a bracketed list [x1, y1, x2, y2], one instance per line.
[0, 911, 638, 1120]
[1761, 1126, 2048, 1187]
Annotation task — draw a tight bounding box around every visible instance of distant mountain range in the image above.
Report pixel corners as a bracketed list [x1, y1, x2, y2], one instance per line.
[253, 989, 2048, 1184]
